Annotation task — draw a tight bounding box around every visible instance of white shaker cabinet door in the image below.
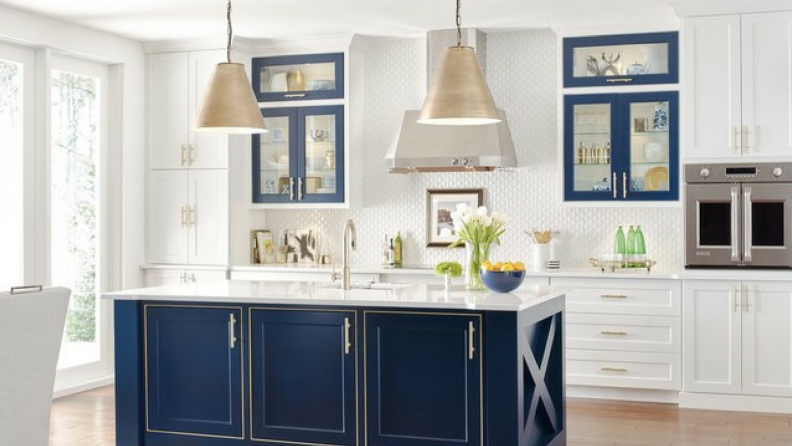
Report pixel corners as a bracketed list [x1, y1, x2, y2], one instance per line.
[683, 280, 742, 394]
[741, 12, 792, 157]
[147, 170, 189, 264]
[187, 50, 229, 169]
[148, 53, 189, 169]
[683, 15, 742, 159]
[188, 170, 228, 265]
[742, 281, 792, 397]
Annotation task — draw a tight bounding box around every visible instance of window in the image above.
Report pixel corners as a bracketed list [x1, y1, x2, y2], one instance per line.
[0, 55, 24, 291]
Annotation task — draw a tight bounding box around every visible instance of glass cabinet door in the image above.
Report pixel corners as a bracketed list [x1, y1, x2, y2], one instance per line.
[252, 53, 344, 102]
[563, 32, 678, 87]
[297, 106, 344, 203]
[253, 108, 298, 203]
[564, 95, 618, 201]
[624, 92, 679, 200]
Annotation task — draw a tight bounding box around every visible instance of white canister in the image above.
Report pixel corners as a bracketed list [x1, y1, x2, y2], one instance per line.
[529, 244, 550, 272]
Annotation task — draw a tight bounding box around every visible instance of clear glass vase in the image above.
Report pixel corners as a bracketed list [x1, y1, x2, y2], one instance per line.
[464, 242, 491, 290]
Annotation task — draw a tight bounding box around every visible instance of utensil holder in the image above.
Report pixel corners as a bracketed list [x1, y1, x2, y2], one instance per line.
[529, 244, 550, 272]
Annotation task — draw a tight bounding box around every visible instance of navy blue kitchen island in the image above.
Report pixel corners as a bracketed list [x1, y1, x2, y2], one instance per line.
[106, 281, 566, 446]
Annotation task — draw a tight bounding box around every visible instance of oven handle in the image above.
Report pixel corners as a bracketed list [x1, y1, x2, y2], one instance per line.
[731, 186, 740, 263]
[743, 187, 752, 263]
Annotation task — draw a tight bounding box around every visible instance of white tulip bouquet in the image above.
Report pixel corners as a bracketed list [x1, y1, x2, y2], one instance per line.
[448, 204, 507, 289]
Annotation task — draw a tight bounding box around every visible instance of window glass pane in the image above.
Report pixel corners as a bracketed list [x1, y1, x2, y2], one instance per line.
[259, 115, 291, 196]
[51, 69, 101, 369]
[304, 113, 337, 195]
[572, 42, 669, 78]
[260, 62, 336, 93]
[572, 103, 611, 193]
[0, 58, 23, 290]
[629, 101, 670, 192]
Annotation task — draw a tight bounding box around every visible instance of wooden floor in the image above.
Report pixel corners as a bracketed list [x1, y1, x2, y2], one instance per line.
[50, 386, 792, 446]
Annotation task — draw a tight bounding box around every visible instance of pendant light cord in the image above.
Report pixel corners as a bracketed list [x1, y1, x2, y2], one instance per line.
[456, 0, 462, 46]
[226, 0, 232, 63]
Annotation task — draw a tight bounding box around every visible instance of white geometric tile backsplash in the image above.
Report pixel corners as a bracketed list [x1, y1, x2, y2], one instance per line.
[260, 30, 684, 270]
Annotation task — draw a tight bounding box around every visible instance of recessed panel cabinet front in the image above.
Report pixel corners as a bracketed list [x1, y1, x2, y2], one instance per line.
[364, 312, 482, 446]
[249, 309, 357, 446]
[144, 305, 244, 440]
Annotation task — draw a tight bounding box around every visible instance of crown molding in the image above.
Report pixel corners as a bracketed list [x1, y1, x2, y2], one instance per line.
[672, 0, 792, 17]
[143, 33, 356, 55]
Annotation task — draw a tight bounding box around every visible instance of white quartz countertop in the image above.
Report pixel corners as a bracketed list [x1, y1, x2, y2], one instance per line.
[102, 280, 565, 312]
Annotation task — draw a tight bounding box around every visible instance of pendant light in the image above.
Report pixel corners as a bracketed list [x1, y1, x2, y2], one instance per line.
[417, 0, 501, 125]
[194, 0, 267, 134]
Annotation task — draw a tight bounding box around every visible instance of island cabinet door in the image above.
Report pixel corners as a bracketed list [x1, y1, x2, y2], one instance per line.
[144, 305, 244, 440]
[249, 308, 358, 445]
[364, 312, 482, 446]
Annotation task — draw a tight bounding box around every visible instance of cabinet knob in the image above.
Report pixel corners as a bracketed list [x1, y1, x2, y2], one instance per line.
[699, 167, 711, 178]
[773, 167, 784, 178]
[451, 158, 459, 166]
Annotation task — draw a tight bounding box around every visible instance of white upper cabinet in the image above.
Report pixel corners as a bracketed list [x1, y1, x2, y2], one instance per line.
[148, 50, 228, 169]
[742, 281, 792, 397]
[684, 12, 792, 159]
[188, 170, 229, 265]
[148, 53, 190, 169]
[683, 280, 742, 394]
[741, 12, 792, 157]
[147, 170, 189, 264]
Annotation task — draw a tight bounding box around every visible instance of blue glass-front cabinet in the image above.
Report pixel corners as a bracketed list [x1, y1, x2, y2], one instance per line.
[252, 53, 344, 102]
[365, 312, 482, 446]
[563, 32, 679, 87]
[253, 105, 345, 204]
[564, 92, 679, 202]
[144, 305, 243, 440]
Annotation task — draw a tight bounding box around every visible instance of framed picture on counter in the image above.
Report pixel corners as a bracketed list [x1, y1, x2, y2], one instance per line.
[426, 189, 484, 248]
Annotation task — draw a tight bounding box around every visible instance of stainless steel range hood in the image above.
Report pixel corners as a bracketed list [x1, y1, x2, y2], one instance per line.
[386, 29, 517, 173]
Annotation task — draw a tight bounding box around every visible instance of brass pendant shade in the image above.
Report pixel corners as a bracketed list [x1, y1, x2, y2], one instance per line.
[194, 62, 267, 134]
[417, 46, 501, 126]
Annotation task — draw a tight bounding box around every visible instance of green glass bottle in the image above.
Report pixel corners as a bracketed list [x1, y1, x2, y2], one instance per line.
[394, 231, 403, 266]
[635, 225, 646, 267]
[614, 226, 626, 268]
[626, 226, 636, 268]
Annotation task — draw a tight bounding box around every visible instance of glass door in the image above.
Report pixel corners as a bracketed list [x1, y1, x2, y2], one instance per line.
[742, 183, 792, 267]
[298, 106, 344, 203]
[252, 108, 298, 203]
[624, 92, 679, 201]
[564, 95, 619, 201]
[685, 184, 742, 267]
[50, 56, 111, 382]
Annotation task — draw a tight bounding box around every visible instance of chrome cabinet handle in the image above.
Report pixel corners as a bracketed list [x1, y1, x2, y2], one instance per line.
[468, 321, 475, 360]
[730, 186, 740, 262]
[10, 285, 43, 295]
[613, 172, 617, 199]
[623, 172, 627, 198]
[180, 144, 187, 166]
[297, 177, 303, 201]
[601, 366, 628, 372]
[733, 127, 741, 153]
[180, 206, 188, 228]
[606, 78, 633, 83]
[600, 330, 628, 336]
[733, 285, 741, 312]
[189, 144, 196, 165]
[743, 187, 752, 263]
[284, 93, 307, 98]
[228, 313, 237, 349]
[600, 294, 628, 299]
[344, 317, 352, 355]
[289, 177, 295, 201]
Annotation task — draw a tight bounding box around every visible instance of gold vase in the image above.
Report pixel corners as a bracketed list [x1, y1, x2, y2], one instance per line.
[286, 69, 305, 91]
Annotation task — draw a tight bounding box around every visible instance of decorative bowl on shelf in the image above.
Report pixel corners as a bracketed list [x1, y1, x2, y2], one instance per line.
[480, 269, 525, 293]
[309, 129, 329, 142]
[307, 79, 335, 91]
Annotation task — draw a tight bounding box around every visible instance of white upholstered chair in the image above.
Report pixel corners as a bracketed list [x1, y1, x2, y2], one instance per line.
[0, 286, 70, 446]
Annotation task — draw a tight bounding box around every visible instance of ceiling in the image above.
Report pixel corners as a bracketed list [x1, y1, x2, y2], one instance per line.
[0, 0, 763, 42]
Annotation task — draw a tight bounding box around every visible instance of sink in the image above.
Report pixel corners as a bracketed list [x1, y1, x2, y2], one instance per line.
[320, 282, 411, 291]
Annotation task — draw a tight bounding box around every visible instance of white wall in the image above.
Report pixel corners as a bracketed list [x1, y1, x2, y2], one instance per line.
[0, 5, 146, 290]
[258, 31, 684, 271]
[255, 31, 682, 268]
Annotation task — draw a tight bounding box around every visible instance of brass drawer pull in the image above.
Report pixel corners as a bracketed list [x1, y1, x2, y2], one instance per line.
[606, 78, 633, 83]
[468, 321, 475, 360]
[600, 330, 628, 336]
[344, 317, 352, 355]
[600, 294, 628, 299]
[601, 366, 628, 372]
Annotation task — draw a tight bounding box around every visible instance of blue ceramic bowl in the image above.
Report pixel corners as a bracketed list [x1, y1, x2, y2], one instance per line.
[480, 269, 526, 293]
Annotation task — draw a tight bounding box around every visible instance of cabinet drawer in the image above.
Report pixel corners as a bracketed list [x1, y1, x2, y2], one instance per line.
[566, 314, 680, 353]
[566, 349, 681, 390]
[555, 278, 681, 316]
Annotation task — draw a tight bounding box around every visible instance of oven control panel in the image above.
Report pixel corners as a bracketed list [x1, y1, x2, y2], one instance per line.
[686, 163, 792, 183]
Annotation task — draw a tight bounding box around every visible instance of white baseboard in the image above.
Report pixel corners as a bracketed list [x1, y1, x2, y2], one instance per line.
[567, 385, 680, 404]
[679, 392, 792, 414]
[53, 376, 114, 399]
